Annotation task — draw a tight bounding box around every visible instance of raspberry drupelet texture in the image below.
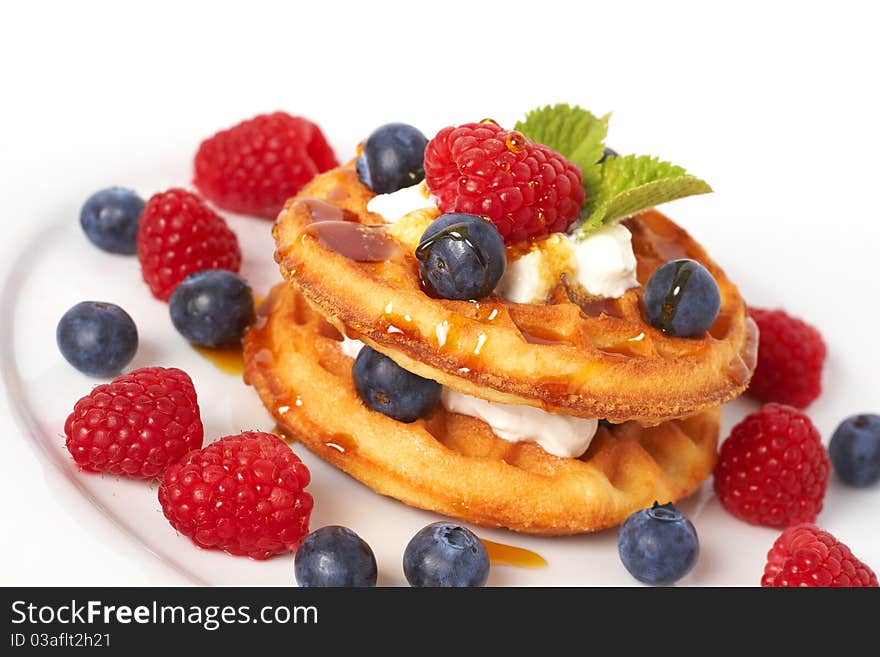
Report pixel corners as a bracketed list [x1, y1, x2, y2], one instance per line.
[64, 367, 203, 479]
[137, 189, 241, 301]
[158, 431, 313, 560]
[714, 403, 829, 527]
[762, 523, 878, 587]
[194, 112, 338, 219]
[748, 307, 826, 409]
[424, 122, 585, 244]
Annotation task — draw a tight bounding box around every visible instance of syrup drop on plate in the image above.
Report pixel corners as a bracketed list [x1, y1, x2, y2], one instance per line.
[193, 296, 264, 374]
[482, 539, 547, 569]
[193, 344, 245, 375]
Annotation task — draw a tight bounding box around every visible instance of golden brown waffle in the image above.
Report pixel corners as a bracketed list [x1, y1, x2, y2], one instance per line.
[272, 163, 757, 424]
[244, 283, 721, 534]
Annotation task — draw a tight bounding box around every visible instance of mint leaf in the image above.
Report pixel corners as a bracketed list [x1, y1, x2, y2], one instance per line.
[575, 155, 712, 238]
[515, 104, 608, 188]
[516, 104, 713, 238]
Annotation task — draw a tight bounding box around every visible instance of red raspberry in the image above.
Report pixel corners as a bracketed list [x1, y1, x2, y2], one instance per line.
[714, 403, 829, 527]
[424, 122, 585, 244]
[748, 307, 826, 408]
[762, 523, 878, 587]
[64, 367, 203, 479]
[137, 189, 241, 301]
[193, 112, 338, 219]
[158, 431, 313, 560]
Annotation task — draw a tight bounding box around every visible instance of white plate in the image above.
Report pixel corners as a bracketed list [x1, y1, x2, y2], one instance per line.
[5, 186, 879, 587]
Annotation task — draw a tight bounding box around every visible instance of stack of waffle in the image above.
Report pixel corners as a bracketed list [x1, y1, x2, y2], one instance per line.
[244, 163, 757, 534]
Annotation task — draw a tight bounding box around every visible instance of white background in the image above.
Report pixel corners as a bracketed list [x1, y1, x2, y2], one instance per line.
[1, 0, 878, 585]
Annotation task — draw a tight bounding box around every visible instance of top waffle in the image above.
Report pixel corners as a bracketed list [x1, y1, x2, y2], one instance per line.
[273, 163, 757, 424]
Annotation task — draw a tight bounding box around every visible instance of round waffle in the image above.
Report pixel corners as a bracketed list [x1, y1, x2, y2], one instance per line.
[244, 283, 721, 534]
[272, 163, 757, 425]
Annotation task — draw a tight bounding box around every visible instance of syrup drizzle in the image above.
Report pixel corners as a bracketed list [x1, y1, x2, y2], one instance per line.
[301, 221, 402, 262]
[505, 130, 527, 154]
[415, 221, 491, 292]
[323, 433, 358, 455]
[470, 301, 501, 323]
[520, 329, 567, 346]
[193, 344, 245, 375]
[628, 214, 690, 262]
[193, 296, 263, 375]
[578, 297, 624, 319]
[295, 197, 359, 223]
[326, 186, 349, 202]
[482, 539, 548, 569]
[600, 332, 652, 358]
[656, 260, 694, 332]
[295, 197, 403, 262]
[272, 424, 295, 444]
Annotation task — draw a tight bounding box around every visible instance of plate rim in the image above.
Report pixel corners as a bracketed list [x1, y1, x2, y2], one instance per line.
[0, 221, 204, 585]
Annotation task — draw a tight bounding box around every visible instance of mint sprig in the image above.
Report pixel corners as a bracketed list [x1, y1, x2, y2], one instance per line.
[578, 154, 712, 237]
[514, 104, 608, 189]
[515, 104, 712, 239]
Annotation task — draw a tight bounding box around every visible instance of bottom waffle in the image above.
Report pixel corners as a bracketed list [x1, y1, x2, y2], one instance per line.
[243, 282, 721, 534]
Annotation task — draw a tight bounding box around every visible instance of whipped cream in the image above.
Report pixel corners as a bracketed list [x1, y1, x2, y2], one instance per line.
[339, 335, 365, 359]
[495, 233, 573, 303]
[367, 183, 639, 304]
[338, 338, 597, 458]
[366, 182, 434, 224]
[440, 389, 597, 458]
[570, 223, 639, 298]
[496, 224, 639, 303]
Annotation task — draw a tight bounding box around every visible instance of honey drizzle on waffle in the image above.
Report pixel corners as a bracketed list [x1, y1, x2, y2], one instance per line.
[295, 198, 403, 263]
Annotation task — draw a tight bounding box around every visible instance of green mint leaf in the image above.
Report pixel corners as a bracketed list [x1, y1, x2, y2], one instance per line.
[515, 104, 713, 237]
[514, 104, 608, 188]
[575, 154, 712, 238]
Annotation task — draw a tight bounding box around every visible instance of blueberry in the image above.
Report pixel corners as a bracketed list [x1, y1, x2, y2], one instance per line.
[56, 301, 138, 377]
[403, 522, 489, 587]
[169, 270, 254, 347]
[598, 147, 619, 164]
[416, 213, 506, 301]
[829, 414, 880, 487]
[294, 526, 378, 588]
[79, 187, 144, 255]
[352, 347, 440, 423]
[356, 123, 428, 194]
[643, 259, 721, 338]
[618, 502, 699, 586]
